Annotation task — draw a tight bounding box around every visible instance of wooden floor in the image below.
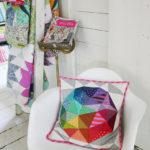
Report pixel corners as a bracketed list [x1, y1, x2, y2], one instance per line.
[0, 113, 29, 150]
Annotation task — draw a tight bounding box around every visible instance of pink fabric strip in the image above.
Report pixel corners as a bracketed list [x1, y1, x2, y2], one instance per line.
[0, 49, 7, 63]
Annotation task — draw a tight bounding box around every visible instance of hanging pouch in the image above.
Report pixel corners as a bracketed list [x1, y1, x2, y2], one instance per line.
[5, 0, 30, 47]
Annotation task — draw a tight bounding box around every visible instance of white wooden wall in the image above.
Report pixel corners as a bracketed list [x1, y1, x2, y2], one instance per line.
[109, 0, 150, 149]
[34, 0, 45, 98]
[58, 0, 109, 78]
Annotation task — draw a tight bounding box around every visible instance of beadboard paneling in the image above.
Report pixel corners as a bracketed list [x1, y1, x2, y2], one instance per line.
[76, 28, 108, 47]
[0, 121, 28, 148]
[70, 0, 109, 75]
[71, 11, 109, 31]
[71, 0, 109, 13]
[75, 42, 108, 74]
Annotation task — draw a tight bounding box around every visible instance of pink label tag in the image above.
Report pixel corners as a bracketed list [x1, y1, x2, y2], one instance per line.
[56, 19, 77, 27]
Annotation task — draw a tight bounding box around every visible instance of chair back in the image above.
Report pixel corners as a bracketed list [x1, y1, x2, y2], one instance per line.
[78, 68, 146, 150]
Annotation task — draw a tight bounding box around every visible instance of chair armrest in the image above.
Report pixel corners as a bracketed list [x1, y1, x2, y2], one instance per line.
[122, 91, 146, 150]
[28, 87, 60, 150]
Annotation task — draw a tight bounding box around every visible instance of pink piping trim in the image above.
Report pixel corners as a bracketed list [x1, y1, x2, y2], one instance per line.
[46, 76, 130, 150]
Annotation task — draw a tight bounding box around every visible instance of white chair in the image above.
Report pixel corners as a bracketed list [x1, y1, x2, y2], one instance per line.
[27, 68, 146, 150]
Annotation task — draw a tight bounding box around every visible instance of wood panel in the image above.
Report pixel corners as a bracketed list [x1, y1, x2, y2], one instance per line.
[69, 0, 109, 75]
[76, 28, 108, 46]
[75, 42, 108, 75]
[71, 11, 109, 31]
[1, 137, 27, 150]
[59, 0, 70, 18]
[34, 0, 45, 98]
[0, 122, 28, 148]
[71, 0, 109, 13]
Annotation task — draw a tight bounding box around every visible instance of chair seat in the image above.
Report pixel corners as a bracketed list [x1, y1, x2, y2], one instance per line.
[27, 68, 146, 150]
[28, 87, 90, 150]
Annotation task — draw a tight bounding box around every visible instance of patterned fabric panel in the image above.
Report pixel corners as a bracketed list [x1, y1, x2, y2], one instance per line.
[5, 0, 30, 47]
[47, 77, 129, 150]
[7, 44, 34, 113]
[43, 16, 78, 45]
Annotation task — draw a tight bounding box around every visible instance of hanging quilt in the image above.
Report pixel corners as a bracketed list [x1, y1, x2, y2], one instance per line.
[7, 0, 49, 113]
[5, 0, 30, 47]
[7, 0, 34, 112]
[7, 44, 34, 112]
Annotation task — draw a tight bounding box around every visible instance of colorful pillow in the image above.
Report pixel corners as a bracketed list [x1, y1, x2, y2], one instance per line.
[47, 77, 129, 150]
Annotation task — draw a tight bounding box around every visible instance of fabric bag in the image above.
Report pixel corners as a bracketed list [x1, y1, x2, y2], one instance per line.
[43, 16, 78, 45]
[5, 0, 30, 47]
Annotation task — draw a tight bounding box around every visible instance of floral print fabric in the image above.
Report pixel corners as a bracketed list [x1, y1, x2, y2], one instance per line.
[44, 0, 59, 66]
[5, 0, 30, 47]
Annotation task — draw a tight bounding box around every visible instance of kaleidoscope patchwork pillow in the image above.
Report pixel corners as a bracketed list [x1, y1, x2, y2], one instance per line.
[47, 77, 129, 150]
